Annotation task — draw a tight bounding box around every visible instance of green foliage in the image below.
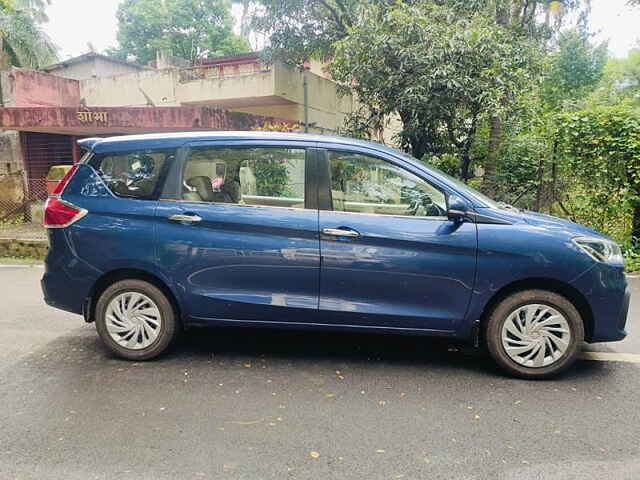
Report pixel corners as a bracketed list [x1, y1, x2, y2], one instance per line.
[330, 1, 536, 179]
[254, 159, 289, 197]
[493, 134, 546, 206]
[542, 28, 608, 110]
[556, 106, 640, 246]
[251, 0, 361, 67]
[0, 0, 56, 68]
[589, 49, 640, 108]
[110, 0, 249, 64]
[624, 246, 640, 273]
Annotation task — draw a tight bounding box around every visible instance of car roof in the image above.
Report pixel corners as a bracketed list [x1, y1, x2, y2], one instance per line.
[78, 131, 401, 156]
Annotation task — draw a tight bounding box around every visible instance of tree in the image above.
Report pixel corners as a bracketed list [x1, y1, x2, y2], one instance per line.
[541, 27, 608, 110]
[0, 0, 57, 69]
[481, 0, 591, 195]
[590, 49, 640, 107]
[14, 0, 51, 23]
[330, 2, 533, 180]
[252, 0, 360, 67]
[111, 0, 250, 65]
[557, 106, 640, 246]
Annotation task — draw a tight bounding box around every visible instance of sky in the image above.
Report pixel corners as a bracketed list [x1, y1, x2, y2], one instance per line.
[42, 0, 640, 62]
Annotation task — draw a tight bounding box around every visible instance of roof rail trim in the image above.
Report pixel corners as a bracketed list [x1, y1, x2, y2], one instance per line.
[77, 137, 103, 151]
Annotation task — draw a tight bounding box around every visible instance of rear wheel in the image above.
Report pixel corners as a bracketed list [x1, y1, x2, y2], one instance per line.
[485, 290, 584, 379]
[95, 279, 178, 360]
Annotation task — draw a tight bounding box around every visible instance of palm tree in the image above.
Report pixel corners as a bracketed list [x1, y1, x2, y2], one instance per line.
[0, 0, 57, 69]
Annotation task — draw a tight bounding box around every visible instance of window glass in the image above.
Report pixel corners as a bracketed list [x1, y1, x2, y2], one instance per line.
[93, 150, 172, 199]
[329, 151, 447, 217]
[181, 147, 306, 209]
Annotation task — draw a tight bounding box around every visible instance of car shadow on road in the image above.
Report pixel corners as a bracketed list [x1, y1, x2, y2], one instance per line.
[164, 325, 607, 381]
[5, 323, 609, 384]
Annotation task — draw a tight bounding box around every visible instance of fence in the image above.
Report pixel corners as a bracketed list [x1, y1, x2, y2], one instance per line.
[0, 173, 47, 241]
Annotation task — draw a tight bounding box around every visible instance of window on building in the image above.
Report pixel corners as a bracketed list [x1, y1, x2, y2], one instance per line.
[329, 151, 447, 217]
[181, 147, 307, 209]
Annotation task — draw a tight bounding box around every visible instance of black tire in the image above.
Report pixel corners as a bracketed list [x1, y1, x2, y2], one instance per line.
[95, 279, 178, 361]
[485, 290, 584, 379]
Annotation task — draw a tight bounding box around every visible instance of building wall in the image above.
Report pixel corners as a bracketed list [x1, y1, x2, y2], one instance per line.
[46, 58, 144, 81]
[79, 62, 356, 132]
[80, 69, 180, 107]
[1, 68, 80, 107]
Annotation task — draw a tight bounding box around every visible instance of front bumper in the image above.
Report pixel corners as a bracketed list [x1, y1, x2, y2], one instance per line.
[572, 264, 630, 343]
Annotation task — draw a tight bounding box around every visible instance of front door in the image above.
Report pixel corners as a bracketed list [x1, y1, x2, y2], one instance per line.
[156, 143, 321, 325]
[318, 149, 477, 332]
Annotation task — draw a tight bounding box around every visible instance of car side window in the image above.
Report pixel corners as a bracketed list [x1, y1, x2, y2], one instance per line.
[328, 151, 447, 217]
[92, 150, 173, 199]
[181, 147, 307, 209]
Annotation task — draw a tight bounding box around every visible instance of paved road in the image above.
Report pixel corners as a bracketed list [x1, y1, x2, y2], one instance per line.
[1, 265, 639, 480]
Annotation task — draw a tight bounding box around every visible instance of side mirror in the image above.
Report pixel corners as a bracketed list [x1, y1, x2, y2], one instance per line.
[447, 194, 469, 222]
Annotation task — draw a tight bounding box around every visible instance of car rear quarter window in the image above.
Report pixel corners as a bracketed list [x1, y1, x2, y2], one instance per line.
[91, 149, 175, 200]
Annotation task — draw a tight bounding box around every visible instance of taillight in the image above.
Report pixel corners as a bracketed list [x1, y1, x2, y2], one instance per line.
[44, 197, 87, 228]
[51, 165, 79, 196]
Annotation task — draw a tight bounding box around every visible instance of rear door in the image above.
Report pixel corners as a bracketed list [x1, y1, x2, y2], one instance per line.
[317, 147, 477, 333]
[156, 141, 321, 325]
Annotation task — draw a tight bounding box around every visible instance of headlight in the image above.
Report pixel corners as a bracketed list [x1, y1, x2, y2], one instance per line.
[572, 237, 624, 264]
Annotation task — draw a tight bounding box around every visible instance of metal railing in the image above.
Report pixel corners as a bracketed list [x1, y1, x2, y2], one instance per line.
[178, 62, 271, 83]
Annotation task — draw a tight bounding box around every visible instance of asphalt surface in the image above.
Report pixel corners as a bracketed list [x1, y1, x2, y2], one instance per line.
[0, 265, 639, 480]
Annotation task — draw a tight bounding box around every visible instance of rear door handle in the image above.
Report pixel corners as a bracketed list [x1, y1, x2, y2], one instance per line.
[322, 227, 360, 238]
[168, 214, 202, 223]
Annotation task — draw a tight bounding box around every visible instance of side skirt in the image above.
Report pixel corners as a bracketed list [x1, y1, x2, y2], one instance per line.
[187, 316, 457, 338]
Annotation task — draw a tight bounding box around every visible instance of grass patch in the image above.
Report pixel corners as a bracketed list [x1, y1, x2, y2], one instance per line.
[0, 256, 43, 265]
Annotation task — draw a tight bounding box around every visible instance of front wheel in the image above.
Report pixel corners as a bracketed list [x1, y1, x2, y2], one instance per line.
[485, 290, 584, 379]
[95, 279, 178, 360]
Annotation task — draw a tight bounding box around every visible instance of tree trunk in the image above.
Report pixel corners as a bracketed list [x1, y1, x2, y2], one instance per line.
[460, 152, 472, 182]
[483, 116, 502, 195]
[240, 0, 251, 44]
[459, 113, 479, 182]
[534, 154, 545, 212]
[483, 2, 509, 194]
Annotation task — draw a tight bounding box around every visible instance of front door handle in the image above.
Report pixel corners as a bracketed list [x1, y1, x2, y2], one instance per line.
[168, 214, 202, 223]
[322, 227, 360, 238]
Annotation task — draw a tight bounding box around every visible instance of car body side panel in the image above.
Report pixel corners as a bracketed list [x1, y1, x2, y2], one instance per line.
[318, 211, 477, 333]
[155, 201, 321, 323]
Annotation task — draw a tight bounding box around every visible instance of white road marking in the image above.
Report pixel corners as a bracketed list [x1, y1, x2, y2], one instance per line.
[580, 351, 640, 363]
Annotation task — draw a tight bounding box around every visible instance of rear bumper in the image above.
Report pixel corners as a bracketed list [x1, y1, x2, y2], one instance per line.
[41, 270, 85, 315]
[41, 229, 96, 316]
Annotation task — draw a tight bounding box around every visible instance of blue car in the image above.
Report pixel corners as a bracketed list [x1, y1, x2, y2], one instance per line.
[41, 132, 630, 378]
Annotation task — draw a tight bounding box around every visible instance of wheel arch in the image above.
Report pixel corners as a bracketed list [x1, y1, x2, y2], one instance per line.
[86, 268, 183, 326]
[478, 277, 594, 342]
